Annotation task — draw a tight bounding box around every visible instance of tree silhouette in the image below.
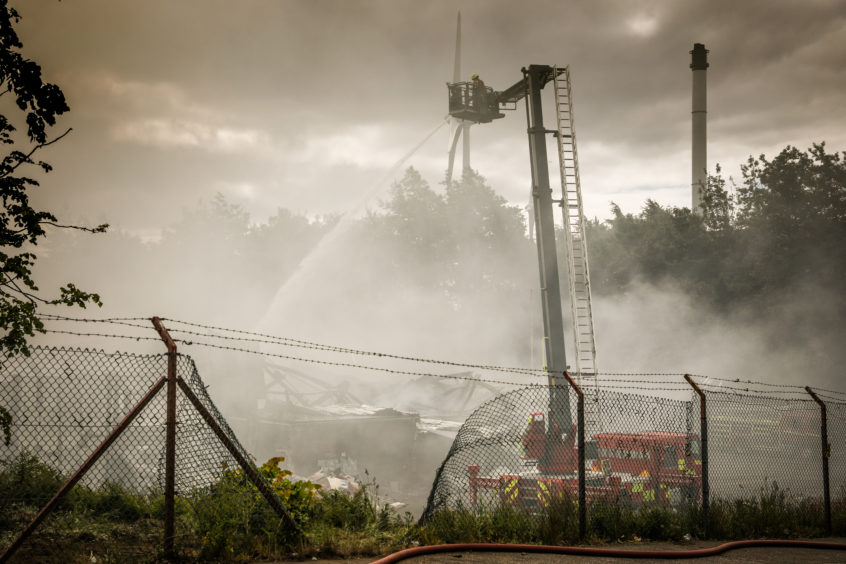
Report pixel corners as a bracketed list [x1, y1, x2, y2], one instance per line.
[0, 1, 106, 359]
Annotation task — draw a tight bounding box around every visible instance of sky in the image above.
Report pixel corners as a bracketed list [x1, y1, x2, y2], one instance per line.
[16, 0, 846, 241]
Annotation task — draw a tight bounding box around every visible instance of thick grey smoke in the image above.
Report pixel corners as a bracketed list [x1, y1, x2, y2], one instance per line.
[595, 280, 843, 388]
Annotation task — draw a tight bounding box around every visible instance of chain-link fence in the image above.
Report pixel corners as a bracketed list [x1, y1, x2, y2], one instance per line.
[0, 346, 253, 500]
[0, 345, 293, 559]
[2, 345, 843, 551]
[830, 402, 846, 507]
[421, 376, 845, 536]
[707, 392, 823, 499]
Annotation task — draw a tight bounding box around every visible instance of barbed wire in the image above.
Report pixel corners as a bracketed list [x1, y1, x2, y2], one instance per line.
[595, 372, 687, 377]
[163, 326, 546, 377]
[593, 378, 690, 387]
[45, 314, 547, 377]
[803, 385, 846, 397]
[40, 313, 151, 326]
[161, 317, 549, 376]
[37, 314, 846, 399]
[591, 385, 692, 393]
[816, 392, 846, 404]
[172, 337, 534, 388]
[39, 314, 150, 322]
[27, 329, 846, 403]
[697, 384, 819, 396]
[693, 374, 846, 396]
[43, 329, 160, 342]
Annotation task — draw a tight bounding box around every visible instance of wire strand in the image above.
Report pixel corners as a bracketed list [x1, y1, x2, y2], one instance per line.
[36, 314, 846, 399]
[174, 338, 531, 388]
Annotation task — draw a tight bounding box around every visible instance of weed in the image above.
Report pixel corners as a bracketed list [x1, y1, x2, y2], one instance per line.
[0, 452, 65, 510]
[539, 492, 579, 545]
[708, 481, 826, 539]
[2, 456, 841, 562]
[68, 482, 150, 522]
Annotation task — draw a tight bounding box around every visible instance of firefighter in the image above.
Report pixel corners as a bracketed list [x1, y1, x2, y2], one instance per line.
[471, 73, 487, 112]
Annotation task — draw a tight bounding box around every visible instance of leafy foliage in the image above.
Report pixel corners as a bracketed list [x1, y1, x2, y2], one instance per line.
[0, 0, 105, 359]
[0, 451, 64, 511]
[587, 143, 846, 316]
[0, 405, 9, 446]
[189, 456, 320, 559]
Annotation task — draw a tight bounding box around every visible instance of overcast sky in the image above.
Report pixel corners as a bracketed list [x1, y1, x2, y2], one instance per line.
[17, 0, 846, 239]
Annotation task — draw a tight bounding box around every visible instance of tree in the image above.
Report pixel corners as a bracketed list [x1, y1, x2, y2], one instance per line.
[732, 143, 846, 294]
[359, 168, 537, 360]
[586, 142, 846, 315]
[0, 0, 105, 359]
[367, 167, 533, 296]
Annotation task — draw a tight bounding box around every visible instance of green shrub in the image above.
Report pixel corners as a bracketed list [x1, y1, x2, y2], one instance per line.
[0, 452, 65, 509]
[67, 482, 150, 522]
[313, 484, 391, 532]
[307, 480, 416, 558]
[188, 456, 320, 560]
[419, 501, 541, 545]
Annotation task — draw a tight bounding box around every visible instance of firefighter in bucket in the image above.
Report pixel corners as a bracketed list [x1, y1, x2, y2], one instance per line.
[471, 73, 487, 111]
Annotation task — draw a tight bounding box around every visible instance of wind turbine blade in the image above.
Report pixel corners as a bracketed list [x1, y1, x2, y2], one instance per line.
[453, 11, 461, 83]
[462, 123, 471, 175]
[446, 125, 463, 185]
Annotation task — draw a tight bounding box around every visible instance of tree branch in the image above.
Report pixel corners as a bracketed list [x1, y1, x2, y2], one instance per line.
[41, 221, 109, 234]
[5, 279, 48, 304]
[0, 127, 72, 179]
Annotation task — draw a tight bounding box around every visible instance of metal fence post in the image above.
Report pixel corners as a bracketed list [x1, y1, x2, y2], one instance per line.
[684, 374, 709, 538]
[805, 386, 831, 535]
[152, 317, 177, 559]
[176, 377, 300, 532]
[562, 371, 585, 539]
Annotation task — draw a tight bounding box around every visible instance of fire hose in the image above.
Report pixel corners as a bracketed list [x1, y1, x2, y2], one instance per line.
[370, 539, 846, 563]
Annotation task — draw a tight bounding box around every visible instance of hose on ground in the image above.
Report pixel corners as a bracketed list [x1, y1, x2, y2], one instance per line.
[371, 539, 846, 563]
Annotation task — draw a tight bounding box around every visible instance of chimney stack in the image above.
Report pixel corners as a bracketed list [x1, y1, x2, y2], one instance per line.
[691, 43, 708, 212]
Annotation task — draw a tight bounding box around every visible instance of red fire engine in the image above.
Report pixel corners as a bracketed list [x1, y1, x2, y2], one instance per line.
[468, 412, 702, 510]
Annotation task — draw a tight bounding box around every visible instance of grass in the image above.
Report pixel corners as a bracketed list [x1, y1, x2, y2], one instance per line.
[708, 481, 830, 539]
[1, 453, 843, 562]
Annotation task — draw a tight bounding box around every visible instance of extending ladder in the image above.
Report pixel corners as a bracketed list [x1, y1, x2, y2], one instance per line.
[552, 67, 600, 432]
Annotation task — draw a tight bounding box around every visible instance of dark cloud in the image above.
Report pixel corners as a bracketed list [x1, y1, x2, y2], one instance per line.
[12, 0, 846, 231]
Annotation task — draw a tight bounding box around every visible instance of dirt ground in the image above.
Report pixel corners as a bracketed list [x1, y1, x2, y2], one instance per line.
[269, 538, 846, 564]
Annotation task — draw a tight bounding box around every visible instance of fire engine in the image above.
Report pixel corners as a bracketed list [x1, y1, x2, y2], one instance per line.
[468, 412, 702, 510]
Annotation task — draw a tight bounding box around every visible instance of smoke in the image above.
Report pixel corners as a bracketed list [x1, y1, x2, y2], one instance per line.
[25, 166, 844, 517]
[593, 278, 843, 389]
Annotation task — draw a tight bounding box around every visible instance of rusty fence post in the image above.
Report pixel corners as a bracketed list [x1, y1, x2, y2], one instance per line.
[684, 374, 709, 538]
[562, 371, 585, 539]
[152, 317, 177, 559]
[152, 317, 300, 539]
[805, 386, 831, 535]
[176, 377, 300, 532]
[0, 375, 167, 564]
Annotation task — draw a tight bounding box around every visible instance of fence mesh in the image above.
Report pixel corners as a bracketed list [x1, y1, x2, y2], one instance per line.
[421, 379, 845, 527]
[707, 392, 822, 500]
[831, 402, 846, 504]
[0, 346, 266, 504]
